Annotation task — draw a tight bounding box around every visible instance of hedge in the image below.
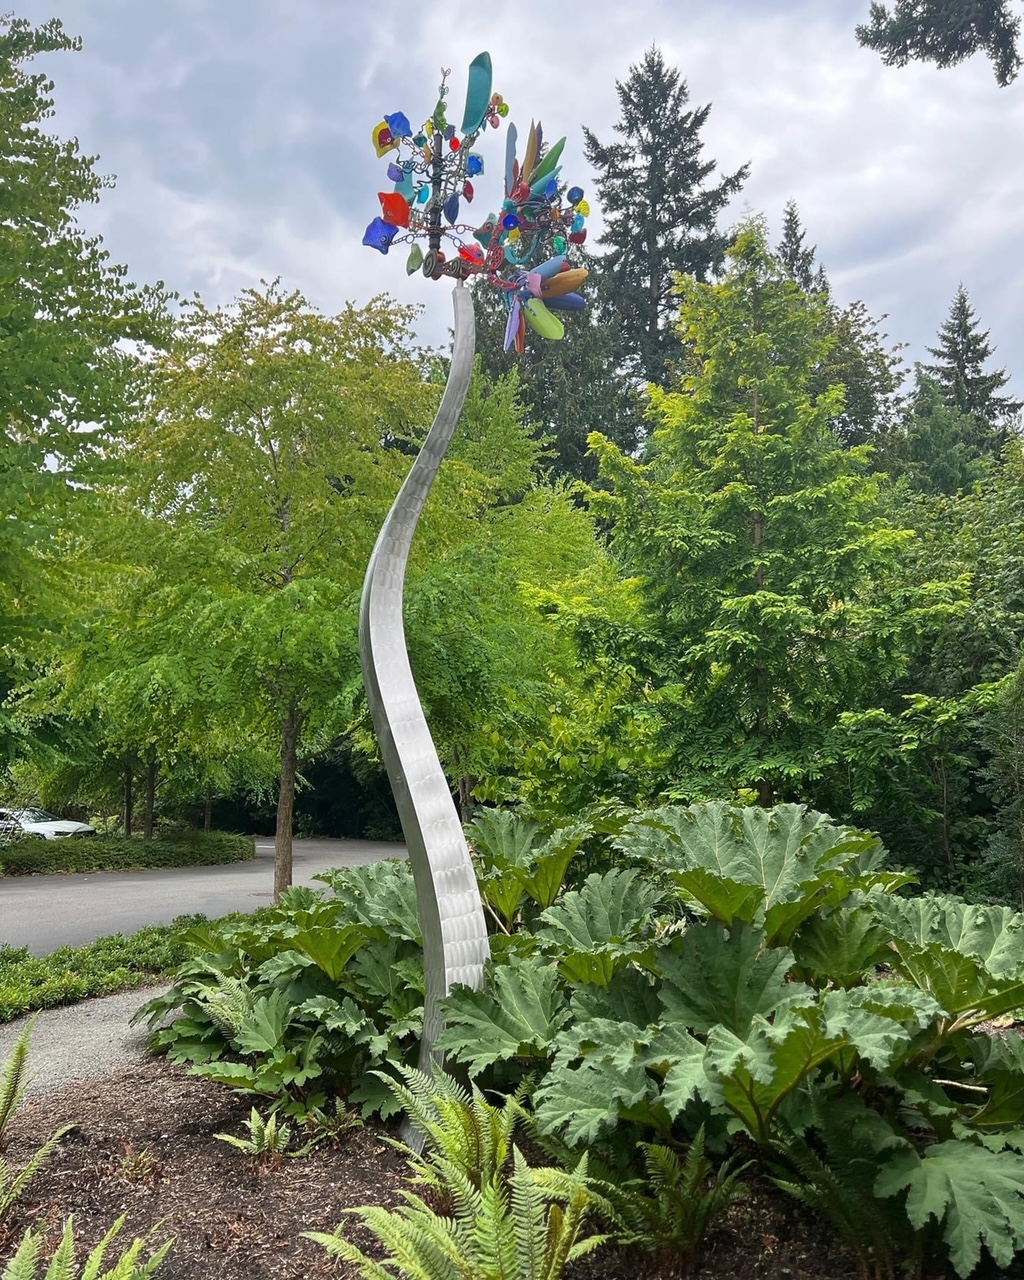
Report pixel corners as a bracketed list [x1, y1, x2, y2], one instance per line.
[0, 916, 209, 1023]
[0, 829, 255, 876]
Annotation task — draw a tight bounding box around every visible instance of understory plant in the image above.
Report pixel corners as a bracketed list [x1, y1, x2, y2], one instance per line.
[1, 1019, 73, 1225]
[303, 1070, 611, 1280]
[148, 801, 1024, 1276]
[2, 1216, 171, 1280]
[134, 863, 428, 1117]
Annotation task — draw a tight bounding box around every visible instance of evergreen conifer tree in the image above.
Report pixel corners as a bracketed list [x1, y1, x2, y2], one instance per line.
[776, 200, 828, 294]
[582, 46, 749, 388]
[856, 0, 1022, 86]
[922, 285, 1020, 455]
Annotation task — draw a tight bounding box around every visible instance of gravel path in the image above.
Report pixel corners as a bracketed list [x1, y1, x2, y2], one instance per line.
[0, 984, 168, 1097]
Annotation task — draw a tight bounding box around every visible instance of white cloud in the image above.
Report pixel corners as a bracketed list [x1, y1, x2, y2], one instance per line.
[14, 0, 1024, 390]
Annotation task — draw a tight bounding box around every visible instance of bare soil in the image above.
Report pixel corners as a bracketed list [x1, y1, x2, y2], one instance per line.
[0, 1057, 874, 1278]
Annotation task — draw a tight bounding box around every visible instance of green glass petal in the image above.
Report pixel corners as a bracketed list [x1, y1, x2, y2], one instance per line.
[461, 52, 493, 135]
[527, 136, 565, 187]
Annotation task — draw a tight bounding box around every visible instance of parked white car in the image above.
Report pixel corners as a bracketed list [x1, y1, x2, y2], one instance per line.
[0, 808, 96, 840]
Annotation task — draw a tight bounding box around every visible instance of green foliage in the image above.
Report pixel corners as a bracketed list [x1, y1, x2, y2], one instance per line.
[0, 918, 204, 1024]
[589, 221, 920, 806]
[2, 1216, 171, 1280]
[0, 1021, 73, 1225]
[437, 955, 570, 1077]
[0, 831, 253, 876]
[431, 802, 1024, 1276]
[136, 860, 425, 1117]
[215, 1105, 314, 1162]
[386, 1066, 526, 1194]
[618, 801, 894, 945]
[607, 1129, 750, 1271]
[0, 15, 169, 760]
[857, 0, 1023, 86]
[582, 45, 749, 386]
[303, 1072, 610, 1280]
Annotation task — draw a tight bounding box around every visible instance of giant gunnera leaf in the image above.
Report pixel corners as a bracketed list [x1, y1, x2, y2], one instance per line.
[437, 954, 569, 1076]
[617, 802, 883, 946]
[876, 1140, 1024, 1276]
[536, 870, 662, 987]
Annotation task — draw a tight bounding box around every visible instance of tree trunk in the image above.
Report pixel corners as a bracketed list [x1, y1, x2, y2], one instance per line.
[457, 775, 475, 825]
[757, 776, 775, 808]
[143, 759, 157, 840]
[204, 786, 214, 834]
[123, 763, 134, 838]
[274, 706, 300, 902]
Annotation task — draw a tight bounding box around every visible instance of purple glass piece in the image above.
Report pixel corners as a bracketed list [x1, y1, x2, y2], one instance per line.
[444, 123, 456, 140]
[467, 154, 484, 177]
[362, 217, 399, 254]
[384, 111, 412, 138]
[387, 162, 405, 183]
[504, 296, 521, 351]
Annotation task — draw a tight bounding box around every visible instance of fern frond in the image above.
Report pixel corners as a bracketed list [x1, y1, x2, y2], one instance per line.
[0, 1124, 73, 1221]
[200, 973, 253, 1037]
[2, 1228, 43, 1280]
[0, 1018, 35, 1150]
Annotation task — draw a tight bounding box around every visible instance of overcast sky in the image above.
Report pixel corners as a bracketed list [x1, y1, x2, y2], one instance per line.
[14, 0, 1024, 387]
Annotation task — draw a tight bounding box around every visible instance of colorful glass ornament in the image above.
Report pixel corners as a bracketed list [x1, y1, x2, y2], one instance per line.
[362, 53, 594, 352]
[362, 217, 399, 253]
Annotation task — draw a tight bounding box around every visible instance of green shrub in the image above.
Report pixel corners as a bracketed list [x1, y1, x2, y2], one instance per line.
[0, 830, 254, 876]
[149, 802, 1024, 1277]
[0, 917, 207, 1023]
[134, 864, 425, 1119]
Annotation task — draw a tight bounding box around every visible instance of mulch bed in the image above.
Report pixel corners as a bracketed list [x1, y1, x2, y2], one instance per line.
[1, 1057, 870, 1278]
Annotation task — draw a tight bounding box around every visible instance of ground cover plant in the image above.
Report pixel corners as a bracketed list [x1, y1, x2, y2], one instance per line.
[0, 831, 254, 876]
[0, 919, 206, 1024]
[139, 801, 1024, 1278]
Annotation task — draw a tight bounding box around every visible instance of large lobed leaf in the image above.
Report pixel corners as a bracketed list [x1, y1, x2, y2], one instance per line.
[876, 1140, 1024, 1277]
[437, 954, 569, 1076]
[619, 802, 881, 944]
[536, 870, 661, 987]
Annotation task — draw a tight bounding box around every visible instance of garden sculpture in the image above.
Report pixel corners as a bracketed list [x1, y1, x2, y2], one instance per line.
[359, 53, 591, 1071]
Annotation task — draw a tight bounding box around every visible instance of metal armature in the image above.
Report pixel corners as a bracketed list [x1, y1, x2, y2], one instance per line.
[358, 283, 490, 1074]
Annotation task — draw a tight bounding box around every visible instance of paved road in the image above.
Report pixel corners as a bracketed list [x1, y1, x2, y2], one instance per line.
[0, 837, 407, 956]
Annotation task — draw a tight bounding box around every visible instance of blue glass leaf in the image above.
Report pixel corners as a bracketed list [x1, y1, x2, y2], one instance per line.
[461, 51, 493, 134]
[362, 217, 399, 254]
[545, 178, 558, 198]
[416, 184, 430, 204]
[444, 193, 460, 224]
[542, 292, 586, 312]
[572, 214, 585, 233]
[384, 111, 412, 138]
[567, 186, 584, 205]
[467, 153, 484, 177]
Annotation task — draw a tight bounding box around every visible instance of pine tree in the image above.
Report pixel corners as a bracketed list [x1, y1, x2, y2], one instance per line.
[776, 201, 828, 294]
[582, 46, 749, 388]
[922, 285, 1020, 455]
[856, 0, 1022, 86]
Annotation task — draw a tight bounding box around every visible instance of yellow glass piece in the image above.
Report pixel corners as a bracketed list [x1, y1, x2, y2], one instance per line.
[575, 199, 591, 216]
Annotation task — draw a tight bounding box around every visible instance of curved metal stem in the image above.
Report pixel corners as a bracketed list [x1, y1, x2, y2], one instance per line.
[358, 283, 490, 1073]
